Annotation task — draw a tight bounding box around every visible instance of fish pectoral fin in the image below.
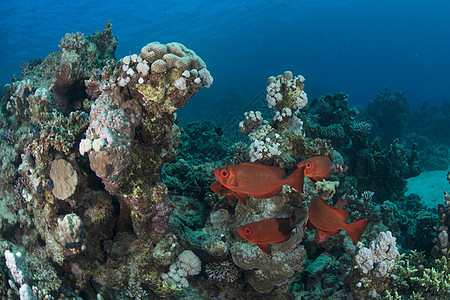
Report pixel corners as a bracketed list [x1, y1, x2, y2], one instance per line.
[306, 219, 315, 230]
[225, 194, 237, 205]
[334, 192, 348, 209]
[308, 177, 318, 183]
[314, 230, 328, 243]
[315, 229, 340, 243]
[256, 243, 271, 255]
[234, 192, 249, 206]
[252, 187, 282, 198]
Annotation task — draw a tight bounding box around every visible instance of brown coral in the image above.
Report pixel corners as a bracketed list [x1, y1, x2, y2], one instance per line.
[49, 159, 78, 200]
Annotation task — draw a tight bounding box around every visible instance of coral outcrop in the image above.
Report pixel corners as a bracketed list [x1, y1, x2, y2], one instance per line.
[0, 23, 213, 299]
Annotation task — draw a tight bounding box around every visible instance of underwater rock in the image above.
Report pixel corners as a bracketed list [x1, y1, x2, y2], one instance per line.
[153, 234, 179, 266]
[230, 194, 308, 293]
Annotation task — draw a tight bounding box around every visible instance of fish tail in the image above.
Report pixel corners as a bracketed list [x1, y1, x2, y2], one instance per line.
[285, 166, 305, 193]
[345, 219, 370, 245]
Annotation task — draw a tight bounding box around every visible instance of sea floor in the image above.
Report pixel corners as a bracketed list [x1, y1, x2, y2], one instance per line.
[405, 169, 449, 209]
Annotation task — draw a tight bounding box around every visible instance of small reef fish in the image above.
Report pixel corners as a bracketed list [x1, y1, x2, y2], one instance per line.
[236, 211, 296, 254]
[209, 180, 237, 204]
[214, 163, 304, 205]
[307, 195, 369, 245]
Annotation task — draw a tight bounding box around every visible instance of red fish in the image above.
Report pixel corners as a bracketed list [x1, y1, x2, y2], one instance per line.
[297, 156, 332, 183]
[312, 191, 348, 243]
[236, 211, 296, 254]
[210, 180, 238, 204]
[214, 163, 304, 205]
[307, 195, 369, 245]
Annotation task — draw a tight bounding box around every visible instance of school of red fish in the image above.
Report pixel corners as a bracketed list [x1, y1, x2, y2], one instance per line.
[211, 155, 369, 254]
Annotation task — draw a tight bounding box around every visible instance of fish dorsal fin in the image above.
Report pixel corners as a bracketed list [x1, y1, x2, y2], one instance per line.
[334, 191, 348, 209]
[256, 243, 271, 255]
[252, 186, 283, 198]
[234, 192, 249, 206]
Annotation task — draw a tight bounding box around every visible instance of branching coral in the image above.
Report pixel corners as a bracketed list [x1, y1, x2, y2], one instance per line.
[205, 260, 240, 283]
[411, 254, 450, 295]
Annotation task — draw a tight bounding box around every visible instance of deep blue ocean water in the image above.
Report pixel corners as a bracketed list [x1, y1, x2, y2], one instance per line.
[1, 0, 449, 123]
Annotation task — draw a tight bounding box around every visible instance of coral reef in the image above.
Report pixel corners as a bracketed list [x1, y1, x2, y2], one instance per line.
[205, 260, 240, 283]
[405, 99, 450, 170]
[0, 22, 447, 299]
[239, 72, 332, 169]
[0, 23, 214, 299]
[366, 88, 410, 145]
[353, 138, 421, 202]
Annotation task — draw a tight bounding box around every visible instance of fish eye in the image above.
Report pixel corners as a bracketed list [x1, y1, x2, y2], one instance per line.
[305, 162, 312, 168]
[244, 227, 252, 235]
[221, 170, 229, 178]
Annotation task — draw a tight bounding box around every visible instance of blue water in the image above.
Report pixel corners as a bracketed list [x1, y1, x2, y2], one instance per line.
[1, 0, 449, 121]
